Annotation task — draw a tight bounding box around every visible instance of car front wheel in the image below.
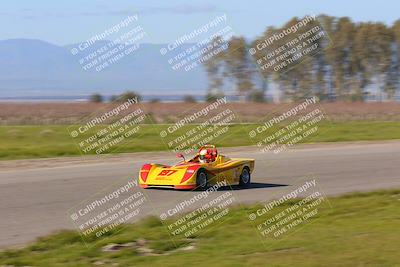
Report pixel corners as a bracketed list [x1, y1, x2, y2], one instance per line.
[196, 170, 209, 190]
[239, 167, 251, 188]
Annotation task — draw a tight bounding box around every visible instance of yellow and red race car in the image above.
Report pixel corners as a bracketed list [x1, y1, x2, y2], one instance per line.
[138, 145, 255, 190]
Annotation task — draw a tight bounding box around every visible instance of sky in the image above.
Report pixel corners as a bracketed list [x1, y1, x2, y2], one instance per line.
[1, 0, 400, 45]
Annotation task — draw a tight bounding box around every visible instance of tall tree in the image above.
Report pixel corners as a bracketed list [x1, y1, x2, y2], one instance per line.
[251, 26, 276, 98]
[203, 36, 226, 99]
[354, 23, 392, 100]
[224, 37, 254, 101]
[202, 15, 400, 102]
[387, 20, 400, 99]
[325, 17, 356, 100]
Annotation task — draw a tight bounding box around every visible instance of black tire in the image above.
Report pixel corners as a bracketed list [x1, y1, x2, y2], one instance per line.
[239, 167, 251, 188]
[196, 170, 209, 190]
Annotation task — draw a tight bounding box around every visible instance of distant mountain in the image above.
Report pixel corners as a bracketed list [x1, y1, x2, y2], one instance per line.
[0, 39, 207, 98]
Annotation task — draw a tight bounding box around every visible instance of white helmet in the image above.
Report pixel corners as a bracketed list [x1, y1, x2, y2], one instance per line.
[199, 149, 208, 163]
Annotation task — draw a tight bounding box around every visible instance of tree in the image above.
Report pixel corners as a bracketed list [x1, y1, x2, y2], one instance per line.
[352, 23, 371, 100]
[89, 93, 103, 103]
[149, 98, 160, 103]
[109, 95, 118, 102]
[205, 91, 225, 102]
[313, 15, 335, 101]
[203, 36, 226, 98]
[224, 37, 254, 101]
[183, 95, 197, 103]
[354, 23, 392, 101]
[271, 17, 313, 101]
[114, 91, 141, 102]
[247, 90, 266, 102]
[251, 26, 276, 97]
[201, 15, 400, 102]
[387, 20, 400, 99]
[251, 26, 277, 101]
[324, 17, 357, 100]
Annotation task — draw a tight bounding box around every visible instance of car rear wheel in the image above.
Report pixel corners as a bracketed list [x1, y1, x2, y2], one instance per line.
[196, 170, 209, 190]
[239, 167, 251, 188]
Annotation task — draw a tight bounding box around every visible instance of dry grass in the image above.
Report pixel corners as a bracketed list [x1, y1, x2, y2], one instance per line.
[0, 102, 399, 124]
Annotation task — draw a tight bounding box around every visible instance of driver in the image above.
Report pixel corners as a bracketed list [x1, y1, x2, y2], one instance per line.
[199, 148, 216, 163]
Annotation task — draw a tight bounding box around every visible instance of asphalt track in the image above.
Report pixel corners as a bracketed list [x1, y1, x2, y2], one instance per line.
[0, 141, 399, 249]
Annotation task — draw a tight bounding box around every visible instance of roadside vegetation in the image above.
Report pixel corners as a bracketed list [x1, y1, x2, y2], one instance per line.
[0, 190, 399, 267]
[0, 121, 399, 160]
[203, 16, 400, 103]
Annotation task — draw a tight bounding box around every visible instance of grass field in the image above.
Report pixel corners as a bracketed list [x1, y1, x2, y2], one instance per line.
[0, 190, 399, 267]
[0, 121, 399, 160]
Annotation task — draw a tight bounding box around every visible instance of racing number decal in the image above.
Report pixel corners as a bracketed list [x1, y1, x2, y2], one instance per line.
[157, 170, 177, 176]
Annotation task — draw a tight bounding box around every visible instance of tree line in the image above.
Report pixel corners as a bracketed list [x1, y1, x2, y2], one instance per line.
[203, 15, 400, 102]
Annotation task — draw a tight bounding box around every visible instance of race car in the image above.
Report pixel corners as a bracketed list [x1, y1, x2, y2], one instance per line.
[138, 145, 255, 190]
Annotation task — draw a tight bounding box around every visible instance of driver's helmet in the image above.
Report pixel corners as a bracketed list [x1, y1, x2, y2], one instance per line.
[199, 148, 216, 163]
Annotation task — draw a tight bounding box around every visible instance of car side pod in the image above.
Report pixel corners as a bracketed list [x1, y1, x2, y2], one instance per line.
[180, 164, 200, 184]
[139, 163, 152, 187]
